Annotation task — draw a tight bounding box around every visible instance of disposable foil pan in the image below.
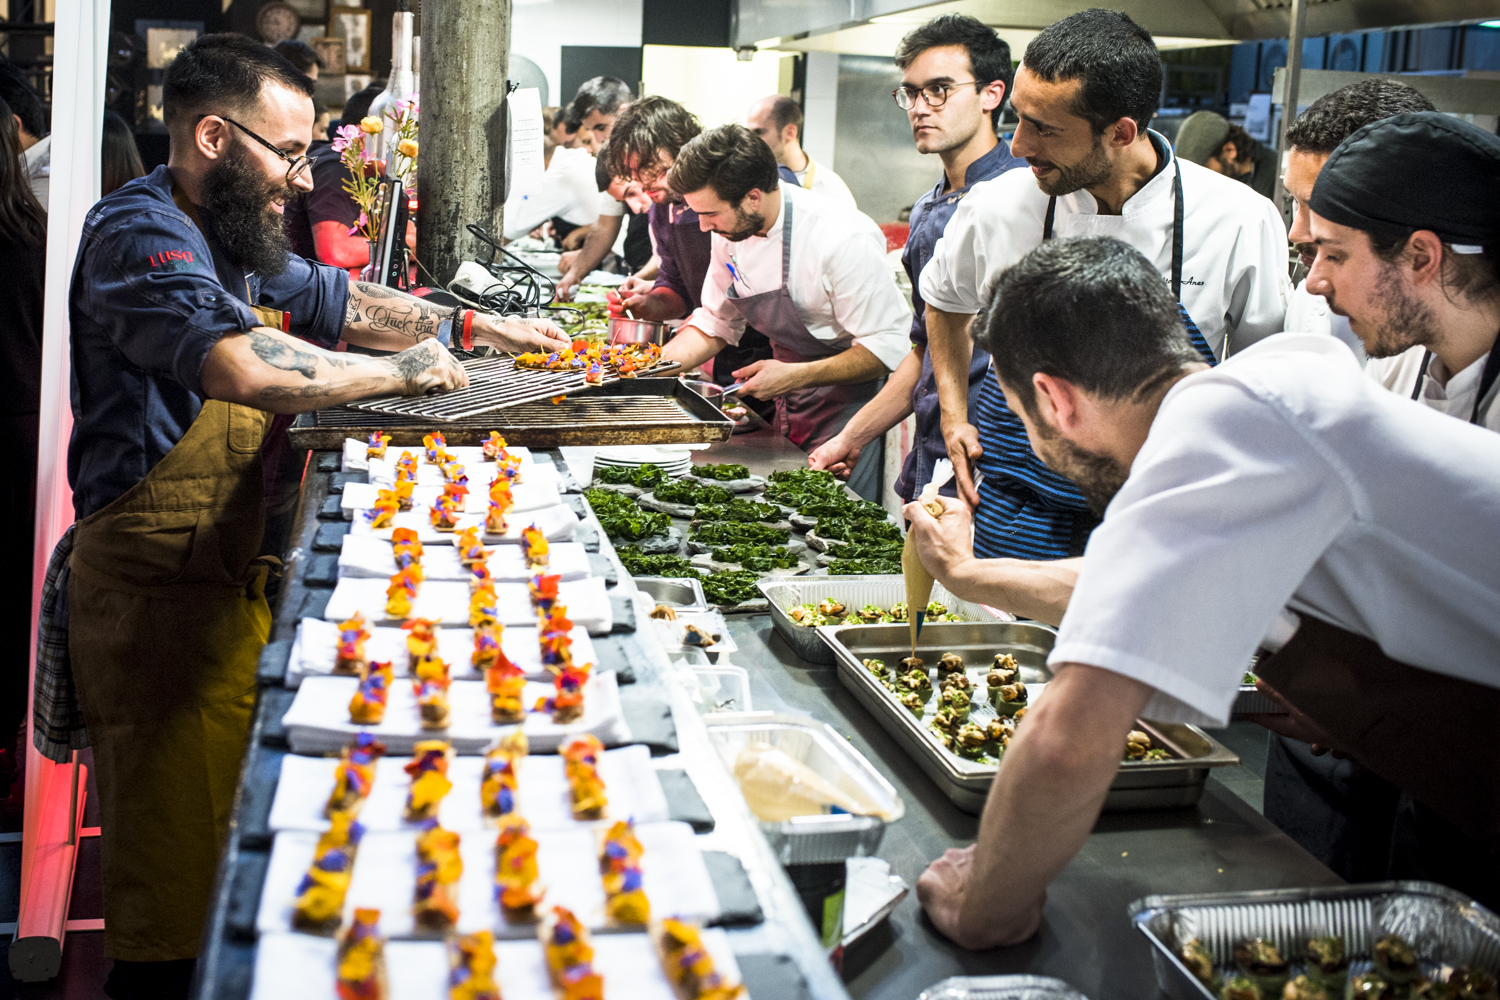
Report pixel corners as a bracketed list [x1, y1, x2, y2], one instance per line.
[1129, 881, 1500, 1000]
[704, 712, 904, 865]
[759, 575, 1012, 665]
[633, 576, 708, 612]
[821, 621, 1239, 814]
[918, 975, 1091, 1000]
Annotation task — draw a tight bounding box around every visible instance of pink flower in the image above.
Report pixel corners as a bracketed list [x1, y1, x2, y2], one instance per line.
[347, 211, 369, 237]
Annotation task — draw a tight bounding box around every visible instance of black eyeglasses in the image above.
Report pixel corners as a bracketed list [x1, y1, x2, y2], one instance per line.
[893, 80, 979, 111]
[201, 115, 317, 182]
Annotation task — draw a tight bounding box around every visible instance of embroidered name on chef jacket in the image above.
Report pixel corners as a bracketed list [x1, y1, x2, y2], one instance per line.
[148, 249, 197, 271]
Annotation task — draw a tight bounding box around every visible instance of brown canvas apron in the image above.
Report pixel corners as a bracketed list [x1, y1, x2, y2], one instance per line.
[1255, 614, 1500, 843]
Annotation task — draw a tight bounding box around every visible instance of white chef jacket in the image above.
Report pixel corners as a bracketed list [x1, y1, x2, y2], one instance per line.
[1283, 279, 1366, 364]
[919, 133, 1289, 359]
[1366, 344, 1500, 432]
[22, 134, 49, 208]
[794, 156, 857, 211]
[1050, 333, 1500, 729]
[684, 183, 912, 371]
[502, 146, 599, 240]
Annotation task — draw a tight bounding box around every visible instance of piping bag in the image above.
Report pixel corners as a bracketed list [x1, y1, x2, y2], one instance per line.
[903, 459, 955, 657]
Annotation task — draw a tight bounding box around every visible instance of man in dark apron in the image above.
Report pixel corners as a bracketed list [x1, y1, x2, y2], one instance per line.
[656, 125, 913, 500]
[901, 237, 1500, 950]
[51, 35, 565, 998]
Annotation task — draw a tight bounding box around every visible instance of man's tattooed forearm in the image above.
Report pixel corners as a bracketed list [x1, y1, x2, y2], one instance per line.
[249, 330, 321, 379]
[348, 282, 455, 341]
[257, 376, 386, 403]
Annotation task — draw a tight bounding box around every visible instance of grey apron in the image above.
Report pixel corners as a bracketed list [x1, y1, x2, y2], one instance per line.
[724, 198, 884, 500]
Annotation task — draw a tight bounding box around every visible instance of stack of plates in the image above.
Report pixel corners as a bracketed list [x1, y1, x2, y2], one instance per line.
[592, 446, 695, 477]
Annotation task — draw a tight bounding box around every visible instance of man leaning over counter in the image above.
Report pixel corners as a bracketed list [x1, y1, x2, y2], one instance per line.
[54, 34, 567, 996]
[921, 9, 1288, 559]
[808, 14, 1024, 499]
[659, 124, 911, 501]
[904, 236, 1500, 948]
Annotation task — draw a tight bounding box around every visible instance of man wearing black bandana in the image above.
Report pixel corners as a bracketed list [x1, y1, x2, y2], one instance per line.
[59, 34, 569, 1000]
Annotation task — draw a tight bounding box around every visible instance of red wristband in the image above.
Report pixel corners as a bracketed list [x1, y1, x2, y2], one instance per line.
[461, 309, 475, 352]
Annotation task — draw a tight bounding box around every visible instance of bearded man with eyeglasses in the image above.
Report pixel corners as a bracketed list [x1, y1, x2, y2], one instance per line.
[55, 35, 568, 998]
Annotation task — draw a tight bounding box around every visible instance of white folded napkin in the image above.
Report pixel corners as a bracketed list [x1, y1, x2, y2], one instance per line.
[366, 455, 558, 490]
[286, 617, 599, 686]
[336, 537, 591, 583]
[281, 672, 629, 756]
[341, 480, 562, 517]
[321, 576, 610, 632]
[346, 502, 579, 545]
[256, 820, 719, 939]
[267, 744, 669, 834]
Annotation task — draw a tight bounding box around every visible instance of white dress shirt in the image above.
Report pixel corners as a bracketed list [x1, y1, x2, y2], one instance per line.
[1050, 333, 1500, 729]
[1283, 279, 1366, 364]
[1366, 344, 1500, 432]
[685, 183, 912, 371]
[502, 146, 598, 239]
[795, 156, 857, 211]
[23, 133, 49, 208]
[919, 133, 1289, 359]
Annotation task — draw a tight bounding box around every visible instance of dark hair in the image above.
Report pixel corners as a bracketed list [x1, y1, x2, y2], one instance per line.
[894, 14, 1014, 127]
[273, 39, 324, 75]
[0, 60, 48, 139]
[602, 95, 702, 180]
[162, 33, 314, 131]
[763, 95, 802, 134]
[1371, 232, 1500, 307]
[570, 76, 632, 122]
[1021, 9, 1160, 133]
[975, 236, 1200, 417]
[0, 96, 46, 247]
[1222, 123, 1257, 164]
[546, 105, 576, 133]
[339, 85, 383, 131]
[1286, 79, 1437, 155]
[101, 110, 146, 198]
[668, 124, 780, 204]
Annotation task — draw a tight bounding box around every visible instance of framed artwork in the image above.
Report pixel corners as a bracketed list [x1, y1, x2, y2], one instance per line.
[295, 24, 324, 44]
[312, 35, 347, 75]
[344, 74, 373, 100]
[144, 26, 200, 69]
[328, 6, 372, 73]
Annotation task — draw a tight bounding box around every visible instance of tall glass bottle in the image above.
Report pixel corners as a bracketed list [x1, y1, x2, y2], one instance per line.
[368, 0, 417, 178]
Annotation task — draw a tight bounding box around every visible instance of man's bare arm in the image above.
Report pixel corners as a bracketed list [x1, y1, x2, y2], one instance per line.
[927, 305, 983, 505]
[555, 214, 625, 300]
[661, 325, 727, 372]
[343, 281, 571, 354]
[200, 326, 466, 413]
[916, 664, 1152, 949]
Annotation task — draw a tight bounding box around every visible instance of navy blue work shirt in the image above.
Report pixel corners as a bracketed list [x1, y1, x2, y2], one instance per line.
[68, 164, 350, 520]
[892, 140, 1026, 503]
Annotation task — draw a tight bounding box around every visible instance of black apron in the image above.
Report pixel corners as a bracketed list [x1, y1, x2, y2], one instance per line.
[1406, 335, 1500, 425]
[724, 197, 884, 499]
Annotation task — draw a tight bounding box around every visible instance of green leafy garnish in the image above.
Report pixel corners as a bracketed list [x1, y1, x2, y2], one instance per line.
[693, 499, 780, 523]
[615, 546, 702, 579]
[763, 468, 845, 506]
[651, 478, 733, 506]
[701, 570, 762, 605]
[693, 463, 750, 481]
[794, 496, 887, 519]
[690, 521, 791, 546]
[828, 540, 904, 561]
[594, 463, 667, 488]
[710, 544, 801, 571]
[585, 488, 671, 541]
[828, 557, 902, 575]
[815, 516, 902, 543]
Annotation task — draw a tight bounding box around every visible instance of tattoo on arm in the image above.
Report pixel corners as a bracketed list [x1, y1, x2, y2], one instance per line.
[257, 376, 387, 403]
[387, 343, 440, 392]
[249, 330, 322, 379]
[347, 281, 455, 342]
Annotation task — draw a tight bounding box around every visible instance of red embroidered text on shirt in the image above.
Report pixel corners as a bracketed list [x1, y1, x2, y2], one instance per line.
[148, 250, 194, 267]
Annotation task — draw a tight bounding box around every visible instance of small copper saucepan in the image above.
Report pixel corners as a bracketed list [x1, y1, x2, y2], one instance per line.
[608, 316, 670, 345]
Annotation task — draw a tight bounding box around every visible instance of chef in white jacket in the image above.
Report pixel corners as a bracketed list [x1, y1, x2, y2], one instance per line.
[1278, 79, 1436, 362]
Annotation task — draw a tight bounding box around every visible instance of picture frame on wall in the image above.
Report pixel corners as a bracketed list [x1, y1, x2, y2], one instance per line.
[328, 6, 372, 73]
[312, 35, 348, 75]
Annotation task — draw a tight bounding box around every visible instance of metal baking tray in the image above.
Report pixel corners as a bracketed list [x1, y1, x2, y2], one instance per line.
[759, 575, 1013, 665]
[344, 353, 682, 420]
[918, 976, 1091, 1000]
[633, 576, 708, 612]
[821, 621, 1239, 814]
[704, 712, 904, 865]
[1129, 881, 1500, 1000]
[287, 379, 734, 449]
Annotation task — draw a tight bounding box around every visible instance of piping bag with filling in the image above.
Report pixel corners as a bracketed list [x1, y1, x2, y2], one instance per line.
[903, 459, 955, 656]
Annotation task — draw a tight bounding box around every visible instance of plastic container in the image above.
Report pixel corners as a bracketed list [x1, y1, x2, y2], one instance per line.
[704, 712, 904, 865]
[682, 664, 752, 715]
[917, 976, 1091, 1000]
[1129, 881, 1500, 1000]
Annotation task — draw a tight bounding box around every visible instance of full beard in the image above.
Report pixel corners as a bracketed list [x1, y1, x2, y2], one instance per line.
[199, 139, 296, 277]
[1035, 431, 1130, 516]
[719, 205, 766, 243]
[1344, 262, 1436, 359]
[1034, 133, 1113, 197]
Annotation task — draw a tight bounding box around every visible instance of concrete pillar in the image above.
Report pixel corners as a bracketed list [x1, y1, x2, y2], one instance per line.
[417, 0, 511, 284]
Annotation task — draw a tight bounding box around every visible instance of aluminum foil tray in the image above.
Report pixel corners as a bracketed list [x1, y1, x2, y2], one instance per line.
[1129, 881, 1500, 1000]
[918, 975, 1091, 1000]
[821, 621, 1239, 814]
[704, 712, 904, 865]
[758, 575, 1013, 665]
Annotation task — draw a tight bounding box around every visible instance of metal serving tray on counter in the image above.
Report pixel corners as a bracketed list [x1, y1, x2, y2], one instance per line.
[632, 576, 708, 612]
[287, 379, 733, 449]
[820, 621, 1239, 814]
[918, 975, 1091, 1000]
[759, 575, 1012, 665]
[1129, 881, 1500, 1000]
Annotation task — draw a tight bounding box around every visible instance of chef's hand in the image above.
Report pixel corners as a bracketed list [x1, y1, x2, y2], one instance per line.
[561, 227, 589, 251]
[942, 421, 984, 507]
[606, 276, 655, 317]
[903, 494, 975, 582]
[1246, 682, 1349, 758]
[389, 338, 469, 395]
[808, 433, 861, 479]
[554, 260, 581, 302]
[471, 314, 571, 354]
[732, 359, 803, 400]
